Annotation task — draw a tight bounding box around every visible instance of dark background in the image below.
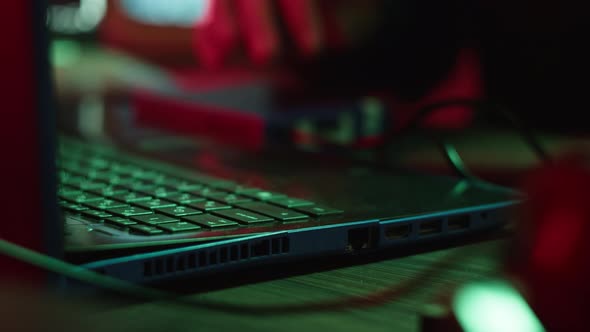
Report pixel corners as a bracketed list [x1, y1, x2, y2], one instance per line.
[299, 0, 589, 131]
[51, 0, 590, 131]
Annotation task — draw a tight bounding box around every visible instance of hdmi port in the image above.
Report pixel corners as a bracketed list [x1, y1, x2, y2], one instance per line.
[419, 220, 442, 236]
[385, 223, 411, 240]
[448, 215, 470, 231]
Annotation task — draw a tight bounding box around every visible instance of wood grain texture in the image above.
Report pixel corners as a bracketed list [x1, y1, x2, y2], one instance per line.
[85, 240, 506, 332]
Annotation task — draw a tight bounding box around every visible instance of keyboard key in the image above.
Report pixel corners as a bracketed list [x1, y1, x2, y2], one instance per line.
[181, 214, 239, 228]
[190, 187, 228, 198]
[59, 163, 91, 176]
[156, 206, 202, 217]
[88, 186, 128, 197]
[131, 170, 162, 181]
[267, 197, 314, 208]
[212, 209, 274, 224]
[60, 192, 103, 203]
[61, 176, 87, 187]
[57, 186, 82, 196]
[105, 217, 137, 227]
[187, 200, 231, 212]
[176, 183, 205, 192]
[238, 189, 287, 201]
[208, 193, 252, 205]
[133, 198, 176, 210]
[131, 214, 179, 225]
[190, 175, 224, 186]
[86, 170, 118, 183]
[158, 222, 202, 233]
[137, 186, 179, 198]
[236, 202, 308, 221]
[111, 192, 152, 203]
[83, 157, 110, 170]
[58, 170, 73, 180]
[57, 171, 70, 181]
[295, 205, 344, 217]
[129, 224, 164, 235]
[60, 201, 89, 212]
[165, 192, 206, 204]
[107, 176, 136, 186]
[119, 181, 156, 192]
[228, 185, 254, 193]
[107, 206, 153, 217]
[77, 181, 109, 191]
[152, 176, 183, 188]
[83, 199, 129, 210]
[111, 163, 142, 175]
[81, 209, 113, 220]
[207, 180, 239, 191]
[58, 189, 84, 201]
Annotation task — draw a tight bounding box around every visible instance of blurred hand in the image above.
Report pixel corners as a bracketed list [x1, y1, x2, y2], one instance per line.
[63, 0, 467, 104]
[100, 0, 383, 68]
[193, 0, 382, 68]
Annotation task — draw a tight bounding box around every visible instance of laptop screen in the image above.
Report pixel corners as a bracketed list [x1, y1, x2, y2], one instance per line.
[0, 1, 61, 281]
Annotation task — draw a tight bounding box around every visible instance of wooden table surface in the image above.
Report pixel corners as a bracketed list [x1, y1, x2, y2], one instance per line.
[2, 218, 508, 332]
[72, 238, 506, 332]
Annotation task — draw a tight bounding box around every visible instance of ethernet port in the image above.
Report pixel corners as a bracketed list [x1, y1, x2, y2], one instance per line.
[347, 227, 377, 252]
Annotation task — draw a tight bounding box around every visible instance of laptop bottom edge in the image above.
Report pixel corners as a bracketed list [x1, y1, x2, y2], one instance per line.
[74, 202, 514, 286]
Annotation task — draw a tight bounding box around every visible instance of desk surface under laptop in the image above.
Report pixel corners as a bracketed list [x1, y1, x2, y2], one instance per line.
[3, 238, 506, 332]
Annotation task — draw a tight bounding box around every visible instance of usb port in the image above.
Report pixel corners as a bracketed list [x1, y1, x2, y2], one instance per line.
[448, 215, 470, 231]
[385, 224, 412, 240]
[419, 220, 442, 236]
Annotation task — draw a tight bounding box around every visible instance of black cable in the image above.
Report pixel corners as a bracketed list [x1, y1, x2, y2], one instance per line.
[377, 98, 551, 166]
[493, 105, 552, 164]
[375, 98, 552, 185]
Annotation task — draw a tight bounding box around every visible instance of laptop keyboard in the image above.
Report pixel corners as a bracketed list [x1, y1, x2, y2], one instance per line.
[57, 140, 343, 236]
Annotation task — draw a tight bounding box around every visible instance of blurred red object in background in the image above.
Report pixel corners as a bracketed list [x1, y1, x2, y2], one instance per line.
[511, 155, 590, 331]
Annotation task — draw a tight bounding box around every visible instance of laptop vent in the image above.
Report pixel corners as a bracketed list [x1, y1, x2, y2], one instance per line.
[142, 236, 290, 278]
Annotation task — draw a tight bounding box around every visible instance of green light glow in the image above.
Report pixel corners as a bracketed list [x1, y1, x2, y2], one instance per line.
[443, 141, 471, 178]
[51, 39, 82, 67]
[453, 280, 545, 332]
[450, 180, 470, 197]
[361, 97, 384, 136]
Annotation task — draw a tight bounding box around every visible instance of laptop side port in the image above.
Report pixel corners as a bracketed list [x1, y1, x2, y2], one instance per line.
[447, 214, 470, 231]
[384, 223, 412, 240]
[347, 226, 378, 252]
[419, 219, 443, 236]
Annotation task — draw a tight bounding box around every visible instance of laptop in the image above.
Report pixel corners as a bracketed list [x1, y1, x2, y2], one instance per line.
[2, 1, 517, 285]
